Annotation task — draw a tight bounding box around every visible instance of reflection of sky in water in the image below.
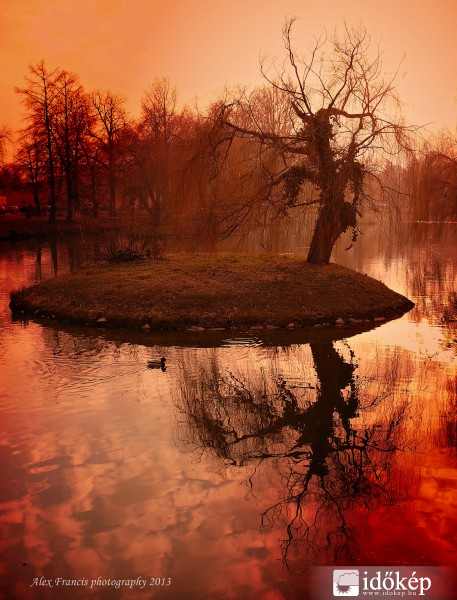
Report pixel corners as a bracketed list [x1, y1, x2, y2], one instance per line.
[0, 225, 456, 599]
[351, 316, 456, 363]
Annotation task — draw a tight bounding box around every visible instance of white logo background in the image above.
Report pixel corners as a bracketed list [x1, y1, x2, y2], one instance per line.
[333, 569, 359, 596]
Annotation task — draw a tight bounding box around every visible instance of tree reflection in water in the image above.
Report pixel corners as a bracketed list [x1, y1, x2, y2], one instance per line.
[175, 340, 418, 569]
[437, 375, 457, 459]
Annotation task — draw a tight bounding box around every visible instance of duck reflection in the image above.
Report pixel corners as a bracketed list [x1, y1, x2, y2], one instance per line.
[175, 340, 417, 567]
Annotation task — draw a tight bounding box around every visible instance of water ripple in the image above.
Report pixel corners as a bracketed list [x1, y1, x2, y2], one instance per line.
[221, 337, 263, 348]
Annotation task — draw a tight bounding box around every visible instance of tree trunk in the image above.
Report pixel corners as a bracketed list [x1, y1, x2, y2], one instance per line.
[307, 203, 343, 264]
[45, 111, 57, 225]
[108, 147, 116, 217]
[33, 189, 41, 217]
[50, 239, 58, 275]
[89, 164, 99, 217]
[307, 199, 357, 264]
[73, 163, 80, 214]
[66, 165, 73, 223]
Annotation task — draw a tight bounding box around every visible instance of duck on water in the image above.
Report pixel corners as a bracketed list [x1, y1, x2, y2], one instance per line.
[147, 357, 166, 371]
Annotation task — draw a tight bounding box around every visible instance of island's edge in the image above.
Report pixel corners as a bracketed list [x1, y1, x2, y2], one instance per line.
[9, 258, 415, 333]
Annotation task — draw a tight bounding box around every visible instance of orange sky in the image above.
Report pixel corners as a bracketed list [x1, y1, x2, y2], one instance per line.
[1, 0, 457, 137]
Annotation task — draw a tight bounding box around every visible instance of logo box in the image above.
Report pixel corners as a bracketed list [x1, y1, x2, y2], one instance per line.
[310, 566, 456, 600]
[333, 569, 359, 596]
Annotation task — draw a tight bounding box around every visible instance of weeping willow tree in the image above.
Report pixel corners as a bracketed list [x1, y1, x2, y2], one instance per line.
[224, 20, 416, 263]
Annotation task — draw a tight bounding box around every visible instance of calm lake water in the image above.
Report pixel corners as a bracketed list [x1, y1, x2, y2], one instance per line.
[0, 223, 456, 599]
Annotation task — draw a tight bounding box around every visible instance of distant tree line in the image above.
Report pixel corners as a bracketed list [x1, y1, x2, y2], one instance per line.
[1, 21, 456, 261]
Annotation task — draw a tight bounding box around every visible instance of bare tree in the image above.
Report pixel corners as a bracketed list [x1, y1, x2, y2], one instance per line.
[224, 20, 415, 263]
[141, 77, 177, 141]
[16, 131, 46, 216]
[52, 70, 92, 222]
[80, 137, 105, 217]
[0, 122, 11, 164]
[137, 78, 178, 223]
[91, 91, 128, 217]
[15, 61, 61, 223]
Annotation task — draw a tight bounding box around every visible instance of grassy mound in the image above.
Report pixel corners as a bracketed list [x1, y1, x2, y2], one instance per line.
[10, 253, 414, 331]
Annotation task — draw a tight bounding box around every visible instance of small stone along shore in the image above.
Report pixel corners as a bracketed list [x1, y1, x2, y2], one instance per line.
[9, 254, 414, 332]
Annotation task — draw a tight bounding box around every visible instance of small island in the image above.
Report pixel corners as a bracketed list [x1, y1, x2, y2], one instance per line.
[9, 254, 414, 331]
